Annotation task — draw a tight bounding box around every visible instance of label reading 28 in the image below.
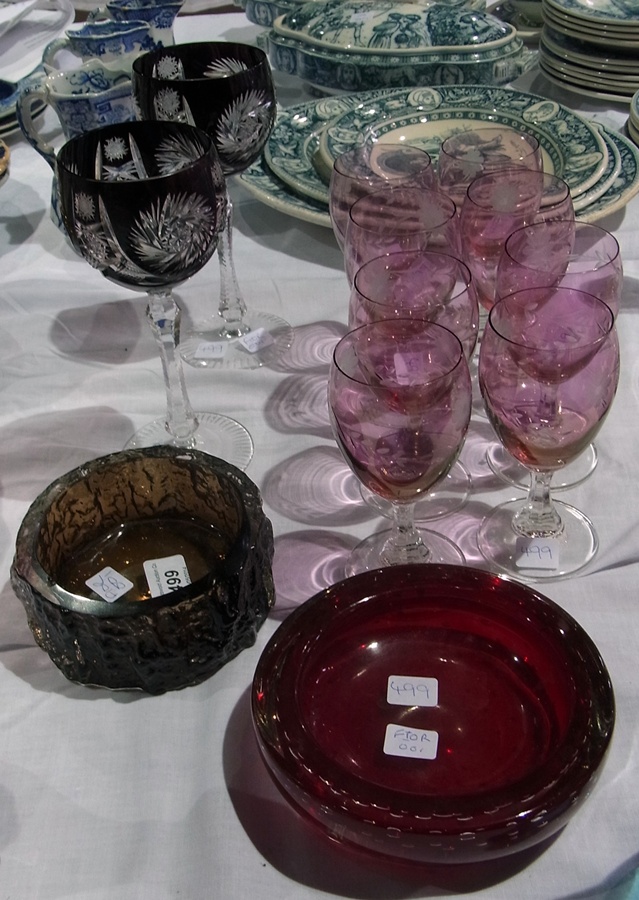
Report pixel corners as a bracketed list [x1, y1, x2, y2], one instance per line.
[143, 554, 192, 598]
[86, 566, 134, 603]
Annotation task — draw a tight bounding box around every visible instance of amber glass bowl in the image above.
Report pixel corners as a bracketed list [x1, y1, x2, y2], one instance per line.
[252, 564, 614, 865]
[12, 446, 274, 693]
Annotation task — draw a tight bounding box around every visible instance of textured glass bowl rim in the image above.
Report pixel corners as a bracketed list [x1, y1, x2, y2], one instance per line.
[252, 564, 615, 833]
[13, 446, 252, 618]
[131, 41, 271, 84]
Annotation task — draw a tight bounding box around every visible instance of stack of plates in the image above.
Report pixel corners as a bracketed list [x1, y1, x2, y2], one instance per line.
[240, 84, 639, 228]
[628, 90, 639, 144]
[540, 0, 639, 102]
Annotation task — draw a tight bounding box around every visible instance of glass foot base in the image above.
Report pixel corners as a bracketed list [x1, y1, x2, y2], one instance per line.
[486, 443, 598, 491]
[477, 497, 598, 582]
[360, 461, 471, 521]
[181, 310, 293, 370]
[345, 528, 465, 577]
[124, 413, 254, 470]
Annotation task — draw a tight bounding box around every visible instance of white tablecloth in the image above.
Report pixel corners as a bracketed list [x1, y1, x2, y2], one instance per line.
[1, 12, 639, 899]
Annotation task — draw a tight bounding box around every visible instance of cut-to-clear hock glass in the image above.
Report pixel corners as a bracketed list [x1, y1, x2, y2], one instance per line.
[132, 41, 292, 370]
[56, 119, 253, 466]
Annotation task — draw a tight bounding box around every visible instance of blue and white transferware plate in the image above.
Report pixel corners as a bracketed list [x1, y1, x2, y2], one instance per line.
[264, 85, 609, 204]
[573, 124, 622, 212]
[541, 24, 639, 70]
[579, 126, 639, 222]
[240, 154, 332, 227]
[543, 0, 639, 25]
[243, 123, 639, 227]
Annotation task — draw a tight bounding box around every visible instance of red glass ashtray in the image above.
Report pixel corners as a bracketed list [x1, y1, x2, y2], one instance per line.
[252, 564, 614, 865]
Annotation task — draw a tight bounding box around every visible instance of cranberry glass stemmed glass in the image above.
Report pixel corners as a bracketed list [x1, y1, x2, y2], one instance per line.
[57, 120, 253, 466]
[438, 125, 543, 209]
[329, 319, 472, 575]
[459, 168, 574, 313]
[344, 186, 459, 285]
[478, 287, 619, 581]
[329, 143, 435, 251]
[349, 249, 478, 520]
[490, 220, 623, 489]
[132, 41, 292, 370]
[497, 220, 622, 315]
[349, 249, 479, 359]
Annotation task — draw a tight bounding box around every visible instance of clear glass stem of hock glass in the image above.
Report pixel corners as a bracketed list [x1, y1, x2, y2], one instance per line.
[218, 193, 248, 338]
[128, 288, 254, 466]
[147, 289, 198, 445]
[180, 190, 293, 370]
[513, 470, 563, 538]
[381, 502, 431, 566]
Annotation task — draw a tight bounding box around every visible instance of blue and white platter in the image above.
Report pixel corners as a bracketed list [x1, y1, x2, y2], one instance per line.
[263, 85, 609, 207]
[240, 109, 639, 227]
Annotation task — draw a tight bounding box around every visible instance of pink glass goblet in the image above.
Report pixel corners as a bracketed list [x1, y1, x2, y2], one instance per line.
[350, 249, 479, 363]
[349, 249, 478, 520]
[438, 126, 543, 210]
[329, 143, 435, 252]
[343, 186, 459, 286]
[496, 220, 622, 315]
[477, 287, 619, 581]
[490, 220, 623, 490]
[459, 168, 574, 314]
[329, 319, 472, 575]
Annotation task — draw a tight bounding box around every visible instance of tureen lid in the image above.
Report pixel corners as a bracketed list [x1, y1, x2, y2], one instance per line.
[274, 0, 516, 55]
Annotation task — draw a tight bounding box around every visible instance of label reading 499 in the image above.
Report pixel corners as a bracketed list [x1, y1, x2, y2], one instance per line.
[143, 554, 192, 598]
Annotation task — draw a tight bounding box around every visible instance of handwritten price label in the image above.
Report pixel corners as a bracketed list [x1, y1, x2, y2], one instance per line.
[387, 676, 438, 707]
[515, 537, 560, 570]
[383, 724, 439, 760]
[86, 567, 134, 603]
[195, 341, 228, 360]
[239, 328, 274, 354]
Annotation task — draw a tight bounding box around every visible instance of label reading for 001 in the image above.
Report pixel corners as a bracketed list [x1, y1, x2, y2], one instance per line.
[383, 724, 439, 760]
[384, 676, 439, 760]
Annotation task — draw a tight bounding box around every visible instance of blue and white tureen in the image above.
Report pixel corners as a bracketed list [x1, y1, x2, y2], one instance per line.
[257, 0, 534, 93]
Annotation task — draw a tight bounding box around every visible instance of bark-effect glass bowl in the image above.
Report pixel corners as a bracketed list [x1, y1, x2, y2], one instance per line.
[11, 446, 274, 693]
[252, 564, 614, 865]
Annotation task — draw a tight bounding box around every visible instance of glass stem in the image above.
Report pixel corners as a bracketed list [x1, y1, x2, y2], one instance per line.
[381, 502, 431, 565]
[217, 191, 249, 338]
[147, 289, 199, 445]
[514, 470, 563, 538]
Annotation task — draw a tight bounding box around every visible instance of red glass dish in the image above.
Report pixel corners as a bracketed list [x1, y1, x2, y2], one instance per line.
[252, 564, 614, 865]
